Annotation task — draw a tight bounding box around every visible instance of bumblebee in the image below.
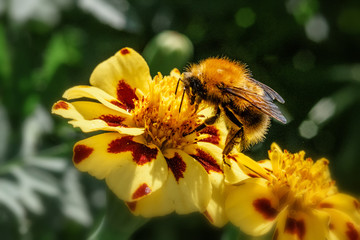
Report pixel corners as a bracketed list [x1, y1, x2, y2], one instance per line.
[178, 57, 286, 155]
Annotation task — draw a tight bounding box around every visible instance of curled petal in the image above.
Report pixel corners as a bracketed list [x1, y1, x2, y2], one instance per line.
[63, 85, 132, 115]
[90, 47, 151, 101]
[225, 178, 278, 236]
[224, 152, 271, 184]
[275, 208, 329, 240]
[52, 100, 83, 119]
[52, 100, 144, 135]
[73, 133, 168, 202]
[224, 154, 252, 184]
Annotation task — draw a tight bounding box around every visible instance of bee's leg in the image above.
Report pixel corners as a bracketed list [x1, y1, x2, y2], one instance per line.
[222, 106, 244, 164]
[223, 127, 244, 155]
[183, 107, 221, 136]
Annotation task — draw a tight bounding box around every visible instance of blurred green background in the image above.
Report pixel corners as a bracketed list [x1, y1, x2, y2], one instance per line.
[0, 0, 359, 239]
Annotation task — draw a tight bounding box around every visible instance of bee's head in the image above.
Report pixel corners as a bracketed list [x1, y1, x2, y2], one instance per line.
[182, 72, 207, 101]
[181, 72, 192, 88]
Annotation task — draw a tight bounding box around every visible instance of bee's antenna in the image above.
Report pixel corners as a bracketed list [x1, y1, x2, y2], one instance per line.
[175, 78, 181, 95]
[179, 88, 185, 113]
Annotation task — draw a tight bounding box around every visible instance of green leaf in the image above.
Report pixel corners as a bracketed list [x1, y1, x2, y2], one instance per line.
[0, 24, 12, 86]
[35, 28, 83, 89]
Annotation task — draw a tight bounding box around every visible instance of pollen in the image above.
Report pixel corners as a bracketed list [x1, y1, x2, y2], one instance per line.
[133, 70, 204, 150]
[269, 145, 337, 210]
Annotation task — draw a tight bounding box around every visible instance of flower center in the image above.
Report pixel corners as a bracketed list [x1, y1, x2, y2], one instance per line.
[270, 149, 337, 209]
[133, 70, 205, 150]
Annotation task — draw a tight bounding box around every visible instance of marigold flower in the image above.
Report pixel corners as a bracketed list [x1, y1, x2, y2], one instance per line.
[52, 47, 230, 226]
[225, 143, 360, 240]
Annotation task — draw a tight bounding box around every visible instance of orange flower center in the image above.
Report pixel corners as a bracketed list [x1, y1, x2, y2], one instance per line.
[133, 71, 204, 150]
[269, 147, 337, 210]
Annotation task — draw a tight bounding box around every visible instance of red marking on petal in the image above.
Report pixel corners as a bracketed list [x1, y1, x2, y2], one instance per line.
[199, 126, 220, 145]
[73, 144, 93, 164]
[99, 114, 126, 127]
[132, 183, 151, 200]
[319, 202, 334, 208]
[110, 100, 127, 110]
[191, 149, 222, 173]
[165, 152, 186, 183]
[253, 198, 278, 220]
[120, 48, 130, 55]
[126, 201, 137, 211]
[247, 173, 259, 178]
[354, 200, 360, 211]
[226, 155, 237, 162]
[284, 217, 305, 240]
[329, 223, 335, 230]
[273, 229, 279, 240]
[203, 210, 213, 223]
[346, 222, 359, 240]
[116, 80, 138, 111]
[53, 101, 69, 110]
[107, 136, 158, 165]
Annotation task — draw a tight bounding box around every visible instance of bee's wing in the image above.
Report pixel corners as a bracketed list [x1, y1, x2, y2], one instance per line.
[248, 78, 285, 104]
[225, 87, 287, 124]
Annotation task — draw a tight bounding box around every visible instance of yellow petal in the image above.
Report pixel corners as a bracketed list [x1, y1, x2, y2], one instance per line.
[63, 85, 132, 116]
[224, 152, 271, 184]
[258, 159, 273, 172]
[275, 208, 330, 240]
[89, 47, 151, 104]
[52, 100, 144, 135]
[162, 149, 212, 214]
[197, 115, 228, 149]
[203, 173, 228, 227]
[268, 142, 285, 175]
[72, 132, 168, 202]
[183, 142, 227, 226]
[170, 68, 181, 78]
[184, 142, 224, 174]
[52, 100, 84, 119]
[223, 153, 251, 184]
[325, 208, 360, 240]
[125, 188, 174, 217]
[319, 193, 360, 224]
[225, 178, 278, 236]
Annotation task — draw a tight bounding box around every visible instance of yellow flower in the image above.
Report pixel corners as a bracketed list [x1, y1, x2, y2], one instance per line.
[225, 143, 360, 240]
[52, 47, 230, 226]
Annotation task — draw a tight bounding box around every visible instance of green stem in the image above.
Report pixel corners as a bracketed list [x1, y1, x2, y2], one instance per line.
[88, 188, 149, 240]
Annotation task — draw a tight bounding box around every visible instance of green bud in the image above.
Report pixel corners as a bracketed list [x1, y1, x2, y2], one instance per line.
[143, 30, 193, 77]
